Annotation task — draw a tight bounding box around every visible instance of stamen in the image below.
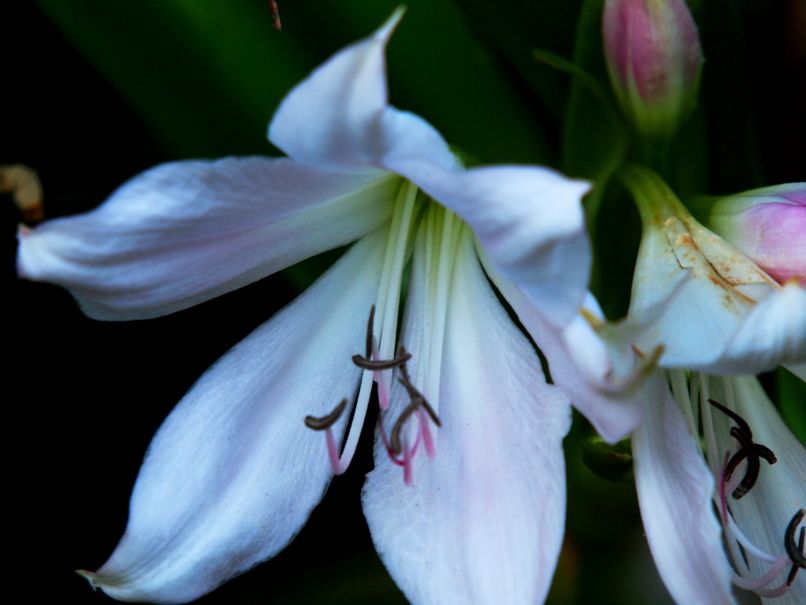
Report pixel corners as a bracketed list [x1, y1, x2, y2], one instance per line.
[731, 555, 791, 591]
[304, 398, 348, 430]
[708, 399, 752, 440]
[390, 399, 423, 455]
[708, 398, 776, 499]
[397, 355, 441, 427]
[785, 509, 806, 571]
[365, 304, 375, 359]
[351, 349, 412, 370]
[787, 525, 804, 587]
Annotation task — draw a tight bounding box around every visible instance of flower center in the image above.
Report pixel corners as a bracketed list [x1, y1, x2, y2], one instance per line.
[303, 180, 461, 485]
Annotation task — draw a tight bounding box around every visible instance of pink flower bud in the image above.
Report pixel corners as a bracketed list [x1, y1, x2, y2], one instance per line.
[709, 184, 806, 285]
[602, 0, 703, 138]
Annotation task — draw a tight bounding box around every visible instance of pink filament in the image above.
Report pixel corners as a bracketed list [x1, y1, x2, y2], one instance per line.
[325, 428, 346, 475]
[418, 409, 436, 459]
[731, 555, 790, 592]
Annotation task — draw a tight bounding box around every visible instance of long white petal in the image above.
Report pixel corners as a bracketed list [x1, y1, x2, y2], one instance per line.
[18, 158, 396, 319]
[633, 375, 736, 605]
[87, 230, 387, 603]
[363, 229, 571, 605]
[391, 160, 591, 327]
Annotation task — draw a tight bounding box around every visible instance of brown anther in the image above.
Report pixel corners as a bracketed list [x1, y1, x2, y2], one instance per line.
[390, 398, 423, 455]
[365, 305, 375, 359]
[304, 398, 348, 431]
[785, 510, 806, 584]
[708, 399, 776, 499]
[724, 443, 777, 499]
[352, 347, 411, 371]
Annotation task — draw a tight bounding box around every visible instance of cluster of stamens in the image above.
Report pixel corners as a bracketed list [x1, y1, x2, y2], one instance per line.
[304, 306, 441, 485]
[708, 399, 804, 597]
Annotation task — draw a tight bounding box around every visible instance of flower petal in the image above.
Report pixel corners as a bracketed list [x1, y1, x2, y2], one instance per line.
[392, 161, 591, 327]
[268, 9, 456, 175]
[86, 230, 387, 603]
[18, 158, 396, 319]
[478, 252, 643, 442]
[269, 9, 589, 327]
[363, 228, 571, 605]
[719, 282, 806, 372]
[612, 209, 806, 374]
[632, 375, 736, 605]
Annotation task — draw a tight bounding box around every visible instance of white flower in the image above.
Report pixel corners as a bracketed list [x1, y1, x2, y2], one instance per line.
[572, 166, 806, 604]
[18, 11, 593, 605]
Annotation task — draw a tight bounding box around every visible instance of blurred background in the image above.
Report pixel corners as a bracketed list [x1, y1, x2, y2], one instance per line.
[4, 1, 803, 603]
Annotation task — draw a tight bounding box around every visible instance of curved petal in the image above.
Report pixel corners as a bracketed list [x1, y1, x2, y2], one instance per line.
[18, 158, 396, 319]
[390, 160, 591, 327]
[719, 282, 806, 371]
[478, 251, 643, 442]
[363, 229, 571, 605]
[85, 230, 387, 603]
[268, 9, 457, 175]
[633, 375, 736, 605]
[620, 279, 806, 375]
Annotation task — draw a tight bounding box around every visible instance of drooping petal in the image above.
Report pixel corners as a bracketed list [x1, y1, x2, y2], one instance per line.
[86, 230, 387, 604]
[268, 9, 458, 175]
[706, 376, 806, 605]
[18, 158, 396, 319]
[391, 160, 591, 327]
[478, 251, 643, 442]
[363, 228, 571, 605]
[632, 375, 736, 605]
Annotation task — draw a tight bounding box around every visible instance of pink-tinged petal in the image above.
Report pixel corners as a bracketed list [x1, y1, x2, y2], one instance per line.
[18, 158, 396, 319]
[633, 375, 736, 605]
[85, 230, 387, 603]
[363, 230, 571, 605]
[478, 252, 643, 442]
[392, 159, 591, 327]
[710, 183, 806, 285]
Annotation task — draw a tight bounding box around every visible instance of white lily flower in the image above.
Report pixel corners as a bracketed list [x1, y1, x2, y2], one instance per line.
[579, 166, 805, 604]
[18, 11, 591, 604]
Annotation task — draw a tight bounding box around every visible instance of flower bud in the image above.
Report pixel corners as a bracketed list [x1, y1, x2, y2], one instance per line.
[602, 0, 703, 138]
[708, 184, 806, 285]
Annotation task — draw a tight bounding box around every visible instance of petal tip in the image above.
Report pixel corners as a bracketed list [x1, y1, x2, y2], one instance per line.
[376, 6, 406, 42]
[75, 569, 98, 591]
